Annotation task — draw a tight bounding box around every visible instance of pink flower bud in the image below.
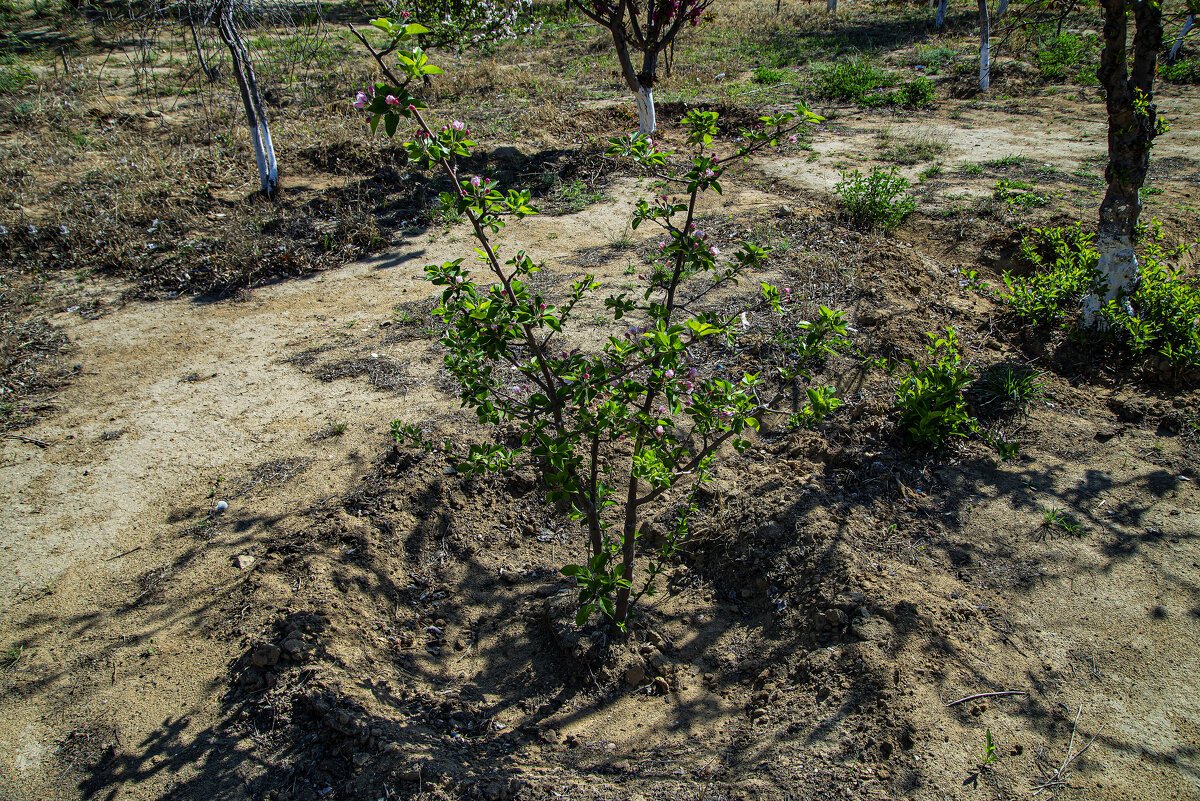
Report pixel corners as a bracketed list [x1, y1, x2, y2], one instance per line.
[470, 176, 482, 188]
[655, 425, 664, 436]
[385, 95, 400, 105]
[664, 368, 674, 379]
[704, 168, 715, 179]
[354, 91, 369, 109]
[452, 120, 466, 131]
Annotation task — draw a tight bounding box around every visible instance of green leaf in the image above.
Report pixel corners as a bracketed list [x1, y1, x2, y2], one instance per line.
[575, 605, 593, 626]
[384, 113, 399, 137]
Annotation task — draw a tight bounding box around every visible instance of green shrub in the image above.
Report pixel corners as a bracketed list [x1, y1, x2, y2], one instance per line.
[999, 224, 1101, 323]
[894, 328, 977, 447]
[818, 57, 895, 105]
[835, 166, 916, 230]
[911, 44, 957, 73]
[898, 75, 935, 107]
[973, 363, 1044, 413]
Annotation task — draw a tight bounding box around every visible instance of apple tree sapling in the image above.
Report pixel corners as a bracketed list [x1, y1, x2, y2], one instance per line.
[355, 37, 842, 629]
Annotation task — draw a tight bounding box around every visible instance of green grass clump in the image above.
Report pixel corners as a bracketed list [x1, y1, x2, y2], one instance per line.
[0, 63, 34, 95]
[835, 166, 915, 230]
[898, 75, 935, 107]
[752, 65, 785, 84]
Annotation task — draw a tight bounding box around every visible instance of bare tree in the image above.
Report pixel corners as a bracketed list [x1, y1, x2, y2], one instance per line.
[214, 0, 277, 194]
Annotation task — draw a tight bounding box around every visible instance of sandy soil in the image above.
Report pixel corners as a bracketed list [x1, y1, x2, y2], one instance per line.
[2, 93, 1200, 801]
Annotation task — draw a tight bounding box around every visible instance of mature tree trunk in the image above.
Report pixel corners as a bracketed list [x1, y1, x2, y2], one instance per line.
[612, 32, 658, 136]
[217, 0, 278, 194]
[997, 0, 1008, 16]
[1170, 15, 1195, 62]
[827, 0, 837, 13]
[978, 0, 990, 91]
[1085, 0, 1164, 323]
[936, 0, 948, 30]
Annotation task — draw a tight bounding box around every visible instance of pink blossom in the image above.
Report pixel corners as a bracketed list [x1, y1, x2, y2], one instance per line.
[451, 120, 466, 132]
[470, 176, 482, 188]
[655, 425, 664, 436]
[385, 95, 400, 106]
[710, 245, 721, 256]
[704, 168, 715, 179]
[354, 91, 369, 109]
[664, 368, 674, 379]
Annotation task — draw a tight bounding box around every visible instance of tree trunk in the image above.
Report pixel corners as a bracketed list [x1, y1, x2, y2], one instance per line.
[611, 32, 657, 136]
[997, 0, 1008, 17]
[827, 0, 837, 13]
[978, 0, 990, 91]
[1170, 15, 1194, 62]
[936, 0, 948, 30]
[217, 1, 278, 195]
[1085, 0, 1164, 323]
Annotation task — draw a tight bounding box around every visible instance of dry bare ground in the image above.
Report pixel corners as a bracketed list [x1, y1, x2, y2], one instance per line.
[1, 2, 1200, 800]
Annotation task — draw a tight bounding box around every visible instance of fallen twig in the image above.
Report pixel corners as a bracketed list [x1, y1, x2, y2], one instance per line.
[2, 432, 50, 448]
[946, 689, 1028, 707]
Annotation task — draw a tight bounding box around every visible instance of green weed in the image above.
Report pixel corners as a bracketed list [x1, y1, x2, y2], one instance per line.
[994, 178, 1048, 209]
[894, 328, 977, 447]
[973, 363, 1044, 413]
[835, 167, 916, 230]
[999, 224, 1101, 323]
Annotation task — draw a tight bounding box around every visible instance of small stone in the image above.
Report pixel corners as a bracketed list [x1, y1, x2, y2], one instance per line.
[383, 741, 402, 755]
[214, 500, 228, 513]
[778, 204, 794, 217]
[652, 676, 670, 694]
[351, 752, 370, 768]
[454, 638, 467, 651]
[251, 645, 280, 667]
[624, 665, 646, 686]
[235, 554, 255, 570]
[500, 569, 523, 584]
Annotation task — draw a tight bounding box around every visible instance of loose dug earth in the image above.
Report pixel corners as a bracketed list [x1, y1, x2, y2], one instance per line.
[2, 95, 1200, 801]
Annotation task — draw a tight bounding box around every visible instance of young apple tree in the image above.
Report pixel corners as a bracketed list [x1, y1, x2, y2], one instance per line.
[573, 0, 712, 136]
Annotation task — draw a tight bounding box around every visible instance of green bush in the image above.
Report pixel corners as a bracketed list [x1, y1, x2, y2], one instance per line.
[835, 166, 916, 230]
[999, 224, 1101, 323]
[894, 328, 977, 447]
[898, 75, 935, 108]
[818, 57, 895, 105]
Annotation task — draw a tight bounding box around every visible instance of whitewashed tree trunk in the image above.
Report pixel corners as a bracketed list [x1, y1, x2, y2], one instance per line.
[827, 0, 837, 12]
[978, 0, 990, 91]
[635, 86, 656, 136]
[997, 0, 1008, 17]
[217, 0, 278, 194]
[1170, 15, 1194, 62]
[1084, 202, 1140, 322]
[936, 0, 948, 30]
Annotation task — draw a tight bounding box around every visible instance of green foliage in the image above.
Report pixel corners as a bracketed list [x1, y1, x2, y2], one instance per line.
[753, 65, 784, 84]
[999, 224, 1101, 323]
[363, 50, 830, 627]
[818, 57, 895, 105]
[1035, 33, 1099, 82]
[835, 167, 915, 231]
[973, 363, 1043, 413]
[549, 178, 604, 213]
[0, 62, 32, 94]
[898, 75, 935, 108]
[911, 44, 957, 73]
[1097, 240, 1200, 370]
[791, 384, 843, 428]
[894, 328, 977, 447]
[1160, 59, 1200, 84]
[993, 178, 1048, 209]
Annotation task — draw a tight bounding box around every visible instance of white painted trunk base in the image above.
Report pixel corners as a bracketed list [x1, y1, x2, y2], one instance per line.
[635, 87, 656, 137]
[1083, 234, 1140, 324]
[978, 0, 990, 91]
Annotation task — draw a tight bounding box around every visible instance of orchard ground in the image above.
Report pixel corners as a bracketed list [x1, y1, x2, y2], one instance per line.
[2, 2, 1200, 800]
